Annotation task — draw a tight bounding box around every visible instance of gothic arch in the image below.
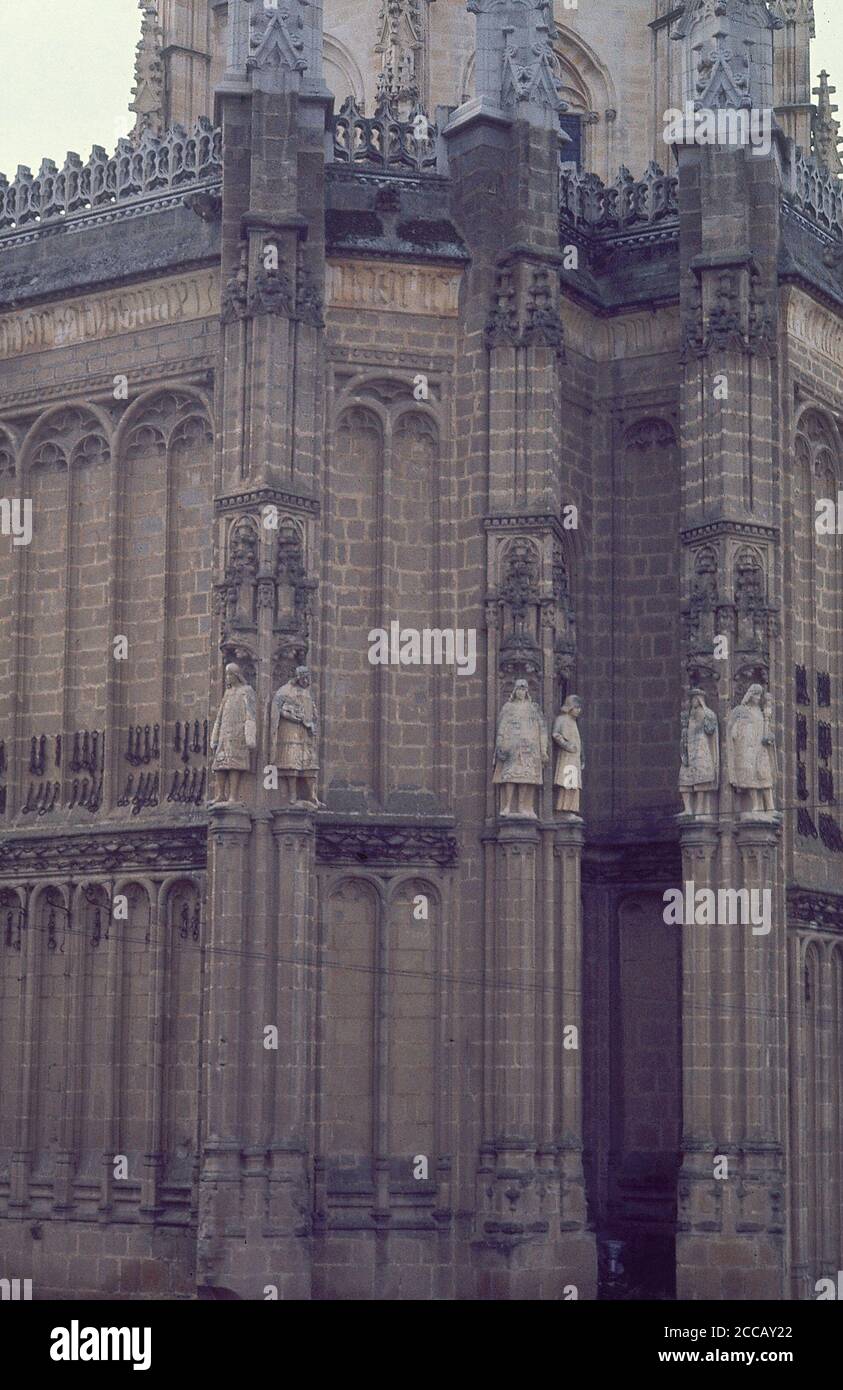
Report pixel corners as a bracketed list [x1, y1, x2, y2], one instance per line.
[319, 876, 382, 1174]
[622, 416, 678, 452]
[0, 887, 24, 1168]
[614, 893, 682, 1203]
[323, 869, 386, 907]
[323, 32, 366, 105]
[325, 407, 385, 803]
[334, 392, 390, 439]
[795, 405, 842, 460]
[385, 872, 441, 909]
[20, 402, 113, 477]
[164, 877, 203, 944]
[0, 424, 18, 485]
[803, 939, 823, 1274]
[386, 876, 441, 1162]
[113, 386, 214, 821]
[335, 375, 446, 444]
[160, 877, 202, 1186]
[78, 882, 111, 948]
[392, 404, 441, 441]
[790, 407, 843, 838]
[617, 416, 681, 818]
[114, 385, 213, 459]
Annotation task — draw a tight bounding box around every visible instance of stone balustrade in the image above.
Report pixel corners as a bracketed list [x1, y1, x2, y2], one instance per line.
[786, 147, 843, 238]
[331, 96, 439, 174]
[559, 161, 679, 234]
[0, 117, 222, 234]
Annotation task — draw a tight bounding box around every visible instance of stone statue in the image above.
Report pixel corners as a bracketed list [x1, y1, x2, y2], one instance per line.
[271, 665, 323, 809]
[493, 678, 548, 818]
[727, 683, 776, 814]
[210, 663, 257, 803]
[679, 687, 720, 816]
[553, 694, 583, 814]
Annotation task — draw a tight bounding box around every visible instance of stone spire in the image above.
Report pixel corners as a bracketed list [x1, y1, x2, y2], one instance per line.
[467, 0, 566, 129]
[813, 70, 843, 176]
[672, 0, 782, 112]
[375, 0, 424, 110]
[129, 1, 165, 142]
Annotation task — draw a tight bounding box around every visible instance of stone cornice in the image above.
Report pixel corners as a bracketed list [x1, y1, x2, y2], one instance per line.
[0, 824, 207, 877]
[484, 513, 571, 543]
[681, 520, 780, 544]
[0, 183, 222, 255]
[215, 487, 319, 516]
[315, 817, 458, 868]
[0, 357, 215, 419]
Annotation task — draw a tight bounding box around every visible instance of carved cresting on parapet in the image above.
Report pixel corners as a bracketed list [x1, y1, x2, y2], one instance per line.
[0, 120, 222, 237]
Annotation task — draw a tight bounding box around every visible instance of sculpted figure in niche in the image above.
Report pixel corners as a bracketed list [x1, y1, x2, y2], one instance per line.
[689, 548, 717, 647]
[210, 663, 257, 803]
[679, 687, 720, 816]
[271, 666, 323, 809]
[553, 694, 583, 814]
[493, 678, 548, 818]
[727, 683, 776, 814]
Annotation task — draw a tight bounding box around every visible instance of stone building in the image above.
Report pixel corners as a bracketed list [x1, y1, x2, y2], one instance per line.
[0, 0, 841, 1301]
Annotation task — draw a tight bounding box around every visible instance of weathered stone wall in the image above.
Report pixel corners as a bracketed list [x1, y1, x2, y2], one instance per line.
[0, 0, 840, 1305]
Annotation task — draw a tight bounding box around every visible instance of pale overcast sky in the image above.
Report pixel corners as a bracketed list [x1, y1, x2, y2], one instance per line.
[0, 0, 841, 177]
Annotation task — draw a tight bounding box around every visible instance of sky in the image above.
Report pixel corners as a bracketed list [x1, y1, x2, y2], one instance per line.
[0, 0, 841, 177]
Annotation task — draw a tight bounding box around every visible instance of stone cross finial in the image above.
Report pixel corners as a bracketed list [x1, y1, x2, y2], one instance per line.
[467, 0, 566, 128]
[129, 1, 165, 143]
[671, 0, 781, 113]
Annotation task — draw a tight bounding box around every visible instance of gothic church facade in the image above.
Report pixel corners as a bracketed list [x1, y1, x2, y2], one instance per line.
[0, 0, 841, 1300]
